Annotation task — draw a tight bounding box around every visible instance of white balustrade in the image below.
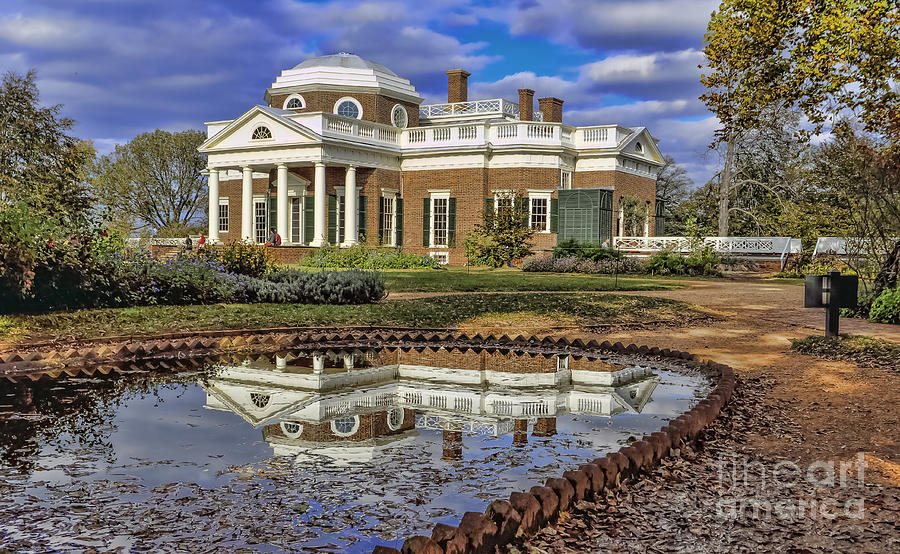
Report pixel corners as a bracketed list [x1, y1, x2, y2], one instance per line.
[432, 127, 451, 141]
[613, 236, 801, 256]
[322, 113, 399, 145]
[582, 127, 609, 142]
[457, 125, 477, 140]
[407, 129, 426, 143]
[527, 124, 554, 139]
[496, 124, 518, 139]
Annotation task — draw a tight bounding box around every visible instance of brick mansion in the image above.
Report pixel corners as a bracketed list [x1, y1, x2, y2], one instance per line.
[199, 53, 666, 264]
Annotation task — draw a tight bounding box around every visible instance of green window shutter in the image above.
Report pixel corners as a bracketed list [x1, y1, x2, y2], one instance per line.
[327, 195, 337, 244]
[377, 196, 385, 244]
[304, 195, 315, 245]
[396, 198, 404, 247]
[358, 195, 367, 243]
[422, 197, 431, 247]
[550, 197, 559, 233]
[448, 197, 457, 248]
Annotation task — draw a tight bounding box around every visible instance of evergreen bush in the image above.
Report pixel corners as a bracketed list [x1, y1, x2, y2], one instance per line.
[552, 239, 622, 261]
[299, 245, 441, 270]
[868, 288, 900, 324]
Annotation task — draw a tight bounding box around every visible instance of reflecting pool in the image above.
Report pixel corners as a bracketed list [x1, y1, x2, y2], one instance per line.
[0, 346, 711, 552]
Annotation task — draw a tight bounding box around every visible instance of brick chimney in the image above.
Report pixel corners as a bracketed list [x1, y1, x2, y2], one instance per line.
[518, 89, 534, 121]
[538, 97, 564, 123]
[446, 69, 471, 103]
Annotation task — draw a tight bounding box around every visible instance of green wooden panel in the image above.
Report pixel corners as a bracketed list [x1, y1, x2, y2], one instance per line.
[448, 197, 457, 248]
[654, 198, 666, 236]
[422, 197, 430, 247]
[557, 188, 614, 245]
[268, 197, 276, 235]
[327, 195, 336, 244]
[549, 197, 559, 233]
[377, 196, 385, 243]
[303, 196, 315, 245]
[396, 198, 404, 247]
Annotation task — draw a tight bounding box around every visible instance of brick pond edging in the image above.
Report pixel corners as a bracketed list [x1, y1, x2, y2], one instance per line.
[0, 329, 734, 554]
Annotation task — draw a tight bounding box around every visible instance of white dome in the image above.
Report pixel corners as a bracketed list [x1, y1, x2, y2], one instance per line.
[268, 52, 422, 104]
[292, 53, 399, 77]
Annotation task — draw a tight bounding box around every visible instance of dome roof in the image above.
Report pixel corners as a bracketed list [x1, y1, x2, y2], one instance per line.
[292, 53, 399, 77]
[269, 52, 422, 104]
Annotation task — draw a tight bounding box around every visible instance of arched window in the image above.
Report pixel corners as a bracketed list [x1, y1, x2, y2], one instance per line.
[334, 97, 362, 119]
[280, 421, 303, 438]
[250, 393, 270, 409]
[283, 94, 305, 110]
[251, 126, 273, 140]
[391, 104, 408, 128]
[635, 141, 643, 153]
[331, 415, 360, 437]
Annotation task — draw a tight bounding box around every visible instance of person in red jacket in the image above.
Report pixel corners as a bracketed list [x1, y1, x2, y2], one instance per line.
[197, 232, 206, 249]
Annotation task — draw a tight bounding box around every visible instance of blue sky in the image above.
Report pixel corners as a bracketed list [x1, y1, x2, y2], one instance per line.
[0, 0, 723, 185]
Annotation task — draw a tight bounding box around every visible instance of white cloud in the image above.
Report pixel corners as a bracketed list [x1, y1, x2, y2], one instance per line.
[581, 49, 704, 83]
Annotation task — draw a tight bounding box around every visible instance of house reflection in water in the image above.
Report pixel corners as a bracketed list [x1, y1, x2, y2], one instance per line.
[201, 348, 659, 464]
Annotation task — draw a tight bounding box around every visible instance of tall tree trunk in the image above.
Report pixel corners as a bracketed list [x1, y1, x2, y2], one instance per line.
[718, 129, 734, 237]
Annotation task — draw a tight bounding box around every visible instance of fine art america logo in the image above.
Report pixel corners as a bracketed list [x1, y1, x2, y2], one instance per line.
[715, 453, 868, 521]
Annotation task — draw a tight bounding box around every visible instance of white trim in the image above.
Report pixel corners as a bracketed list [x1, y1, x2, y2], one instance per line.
[528, 191, 552, 233]
[282, 94, 306, 110]
[429, 191, 450, 249]
[333, 96, 363, 119]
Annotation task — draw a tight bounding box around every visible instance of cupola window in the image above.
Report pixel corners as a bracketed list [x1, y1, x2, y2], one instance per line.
[391, 104, 408, 128]
[251, 126, 273, 140]
[334, 97, 362, 119]
[283, 94, 305, 110]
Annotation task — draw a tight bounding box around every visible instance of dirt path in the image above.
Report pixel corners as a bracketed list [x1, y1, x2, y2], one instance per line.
[508, 279, 900, 552]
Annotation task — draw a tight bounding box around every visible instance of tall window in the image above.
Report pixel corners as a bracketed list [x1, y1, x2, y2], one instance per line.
[432, 197, 449, 247]
[290, 197, 302, 243]
[561, 171, 572, 189]
[529, 194, 550, 232]
[218, 198, 229, 232]
[335, 195, 345, 243]
[380, 196, 395, 246]
[254, 199, 268, 243]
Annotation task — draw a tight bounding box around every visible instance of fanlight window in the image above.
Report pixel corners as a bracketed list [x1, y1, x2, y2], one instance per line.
[280, 421, 303, 437]
[635, 141, 643, 153]
[391, 104, 408, 128]
[251, 126, 273, 140]
[337, 100, 360, 119]
[286, 98, 303, 109]
[250, 393, 270, 409]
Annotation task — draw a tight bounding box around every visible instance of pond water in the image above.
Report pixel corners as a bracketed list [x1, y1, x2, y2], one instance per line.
[0, 346, 711, 552]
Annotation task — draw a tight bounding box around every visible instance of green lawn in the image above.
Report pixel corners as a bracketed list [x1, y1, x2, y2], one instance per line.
[379, 267, 688, 293]
[5, 293, 713, 342]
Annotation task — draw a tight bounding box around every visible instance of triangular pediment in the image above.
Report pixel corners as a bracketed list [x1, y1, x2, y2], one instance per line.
[619, 127, 664, 165]
[199, 105, 321, 152]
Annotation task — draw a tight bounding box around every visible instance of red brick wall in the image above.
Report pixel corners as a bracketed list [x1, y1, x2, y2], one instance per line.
[269, 91, 419, 127]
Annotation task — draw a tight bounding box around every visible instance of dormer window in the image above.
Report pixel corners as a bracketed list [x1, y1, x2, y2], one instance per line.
[391, 104, 408, 128]
[635, 141, 643, 153]
[283, 94, 305, 110]
[334, 97, 362, 119]
[251, 126, 273, 140]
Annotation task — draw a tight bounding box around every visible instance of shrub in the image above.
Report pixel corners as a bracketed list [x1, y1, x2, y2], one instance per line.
[521, 255, 645, 274]
[645, 246, 722, 276]
[299, 245, 441, 270]
[463, 231, 506, 267]
[219, 241, 276, 277]
[552, 239, 622, 261]
[238, 269, 386, 304]
[869, 288, 900, 324]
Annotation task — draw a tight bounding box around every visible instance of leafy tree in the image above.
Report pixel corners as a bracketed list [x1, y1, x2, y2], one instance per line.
[0, 70, 95, 226]
[464, 193, 534, 267]
[700, 0, 900, 235]
[94, 129, 208, 234]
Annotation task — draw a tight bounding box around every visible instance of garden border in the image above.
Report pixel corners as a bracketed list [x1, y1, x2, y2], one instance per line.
[0, 330, 734, 554]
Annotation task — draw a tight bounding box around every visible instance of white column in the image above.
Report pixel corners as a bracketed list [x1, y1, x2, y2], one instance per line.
[275, 355, 287, 370]
[207, 168, 220, 243]
[311, 162, 327, 246]
[341, 165, 358, 247]
[276, 164, 289, 243]
[313, 355, 325, 374]
[241, 166, 253, 242]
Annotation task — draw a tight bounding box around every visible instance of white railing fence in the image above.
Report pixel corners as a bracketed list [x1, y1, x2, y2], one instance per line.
[614, 236, 803, 269]
[419, 98, 544, 121]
